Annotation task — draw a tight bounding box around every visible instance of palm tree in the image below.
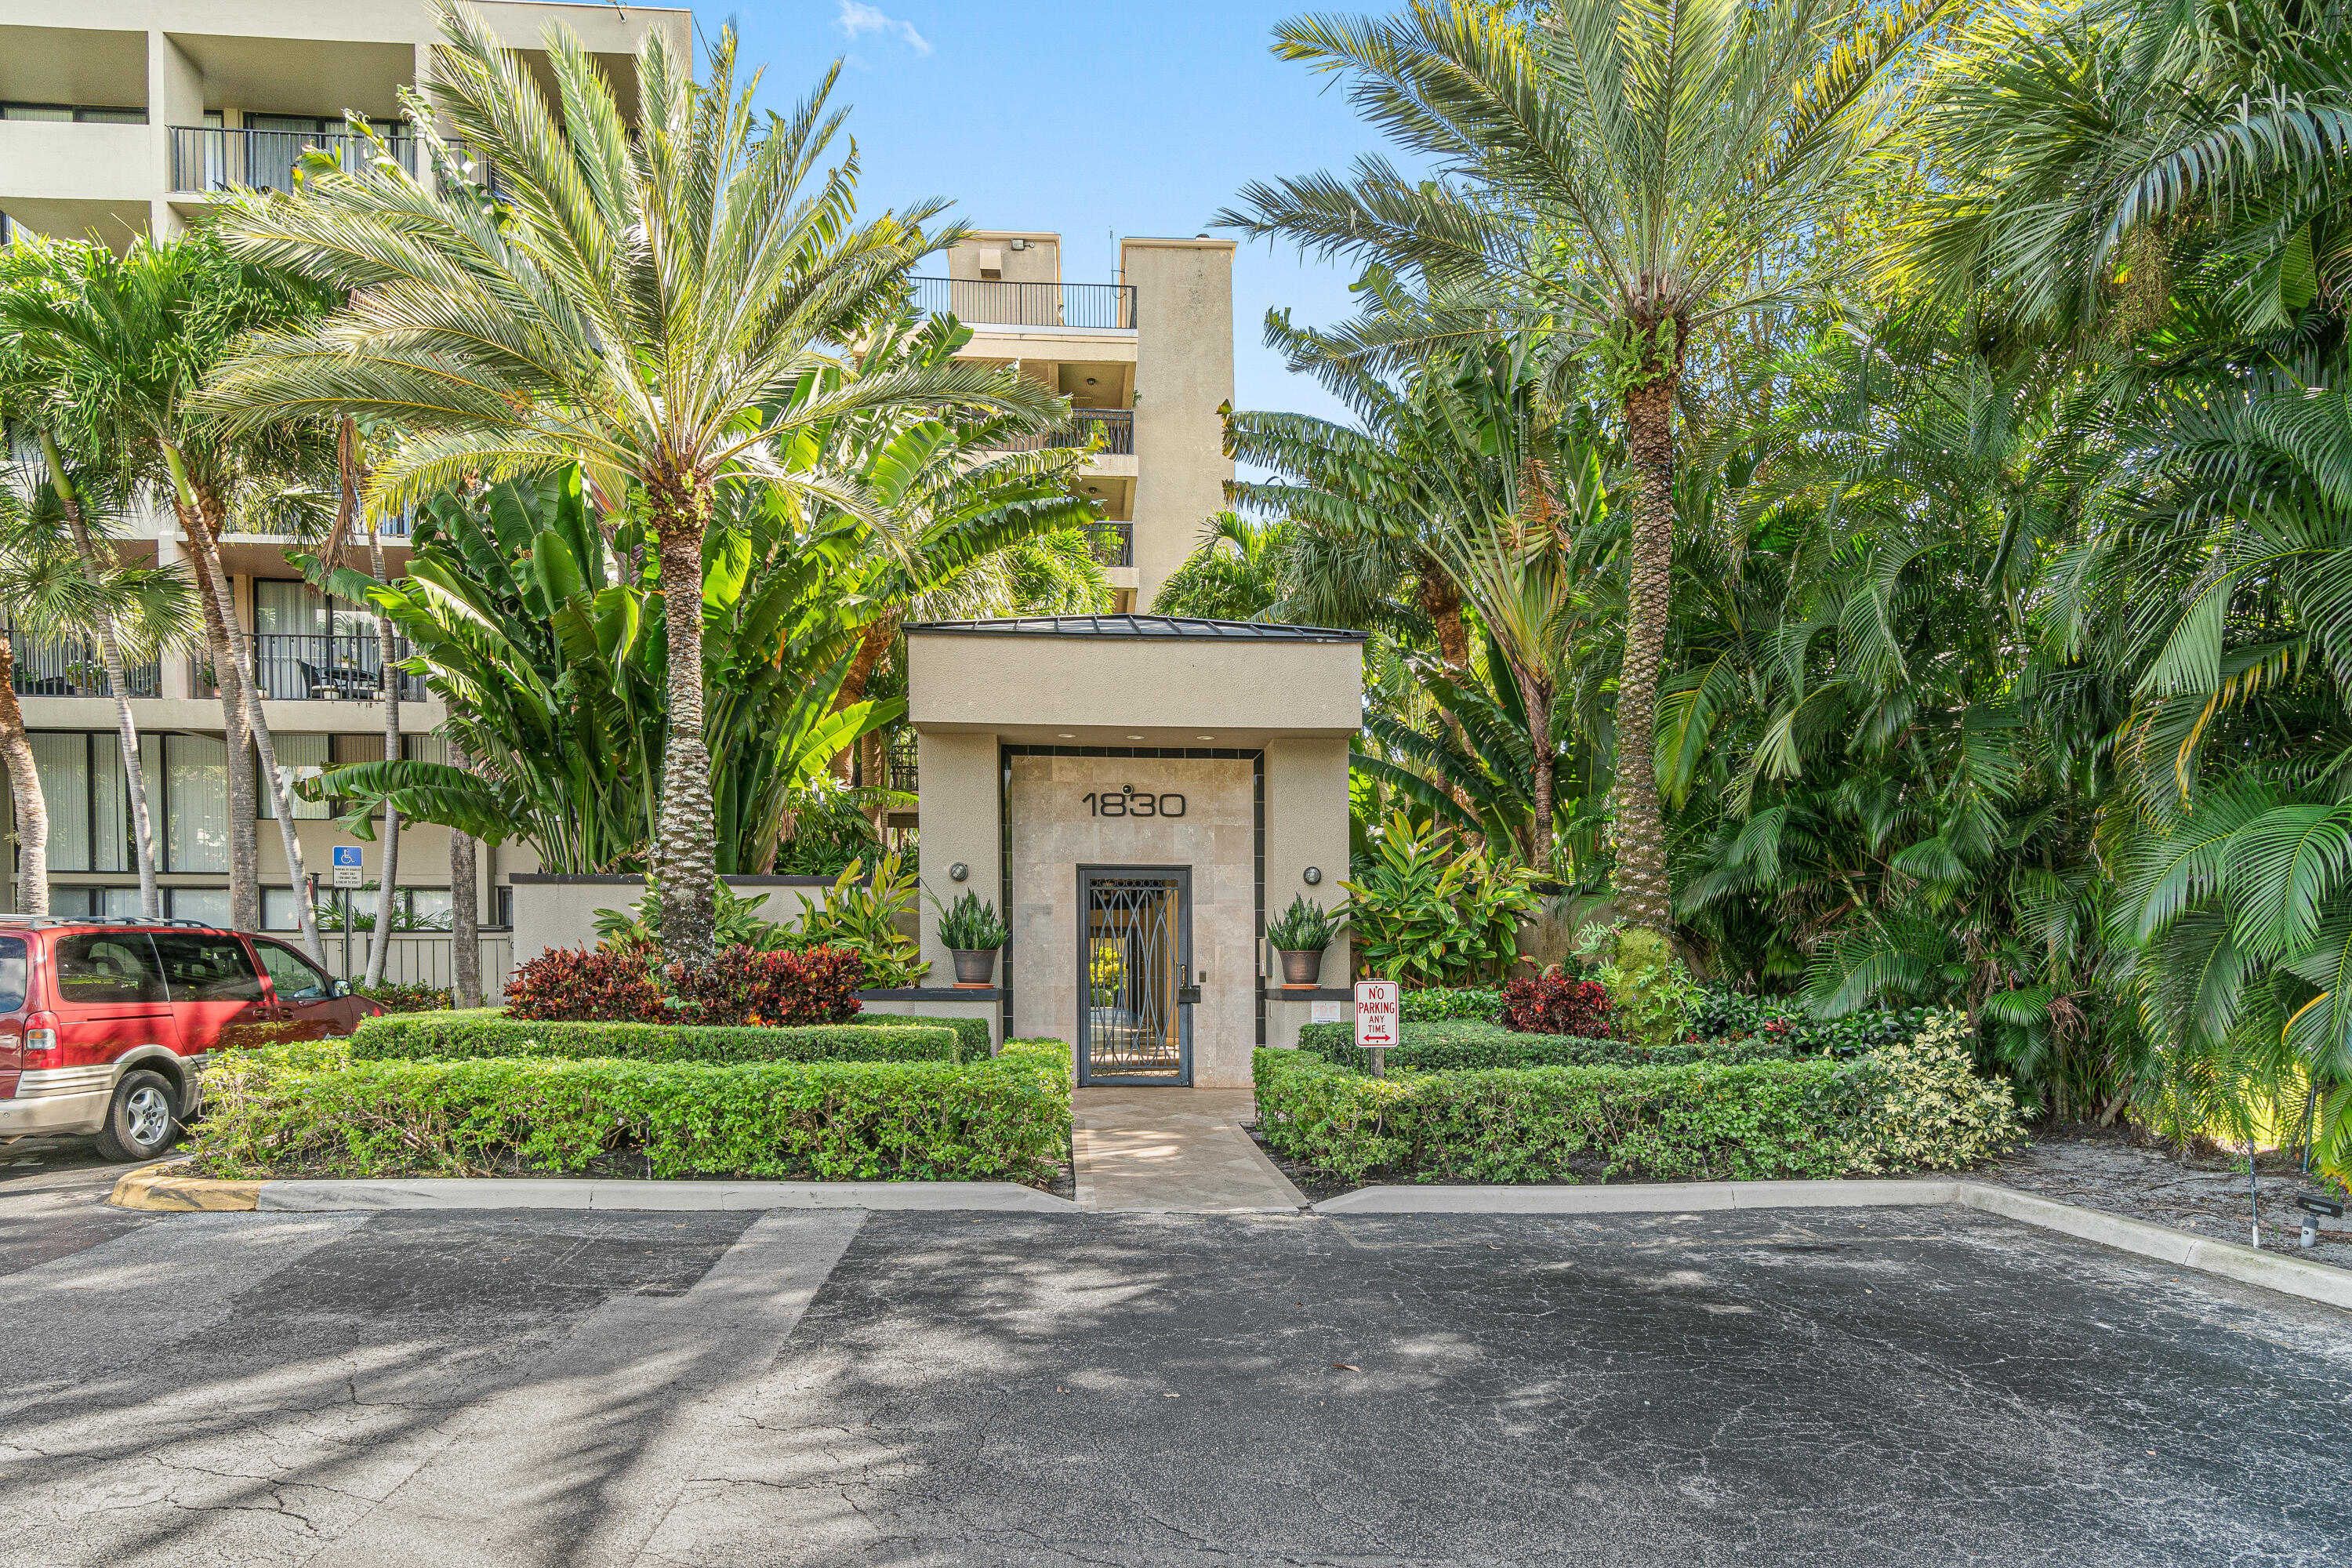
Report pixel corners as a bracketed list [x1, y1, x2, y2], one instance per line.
[1151, 512, 1291, 621]
[1218, 0, 1950, 933]
[0, 233, 335, 959]
[201, 5, 1059, 964]
[0, 472, 197, 915]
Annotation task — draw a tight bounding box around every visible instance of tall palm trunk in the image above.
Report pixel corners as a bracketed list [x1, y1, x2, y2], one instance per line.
[0, 637, 49, 915]
[1613, 364, 1679, 933]
[1521, 673, 1556, 873]
[651, 477, 717, 966]
[448, 739, 481, 1009]
[1414, 562, 1471, 672]
[166, 448, 329, 964]
[177, 500, 257, 929]
[40, 431, 162, 919]
[351, 426, 400, 989]
[829, 618, 895, 783]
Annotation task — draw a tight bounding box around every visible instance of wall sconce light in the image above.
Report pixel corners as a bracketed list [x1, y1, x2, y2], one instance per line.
[949, 862, 970, 882]
[1303, 866, 1323, 886]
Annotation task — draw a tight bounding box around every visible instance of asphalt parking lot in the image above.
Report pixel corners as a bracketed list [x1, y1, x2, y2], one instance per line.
[2, 1159, 2347, 1566]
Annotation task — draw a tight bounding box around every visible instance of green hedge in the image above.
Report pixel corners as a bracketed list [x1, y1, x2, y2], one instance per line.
[1294, 1018, 1793, 1072]
[1399, 988, 1503, 1022]
[1256, 1013, 2022, 1183]
[192, 1038, 1072, 1183]
[855, 1011, 993, 1061]
[351, 1009, 965, 1065]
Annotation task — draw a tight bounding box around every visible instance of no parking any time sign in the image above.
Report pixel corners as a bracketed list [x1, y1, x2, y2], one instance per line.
[1353, 979, 1400, 1049]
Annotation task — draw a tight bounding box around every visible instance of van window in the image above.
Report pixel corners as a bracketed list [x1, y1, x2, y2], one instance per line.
[53, 932, 168, 1005]
[151, 932, 264, 1003]
[0, 936, 25, 1012]
[252, 939, 333, 1003]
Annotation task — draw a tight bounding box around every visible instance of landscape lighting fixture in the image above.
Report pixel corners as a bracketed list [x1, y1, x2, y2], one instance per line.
[2296, 1194, 2344, 1248]
[1127, 734, 1144, 739]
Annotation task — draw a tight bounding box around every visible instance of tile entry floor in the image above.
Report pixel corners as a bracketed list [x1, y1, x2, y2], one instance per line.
[1070, 1087, 1308, 1212]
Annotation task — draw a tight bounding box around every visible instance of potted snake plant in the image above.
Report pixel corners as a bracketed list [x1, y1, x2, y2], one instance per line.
[929, 887, 1008, 988]
[1268, 893, 1342, 990]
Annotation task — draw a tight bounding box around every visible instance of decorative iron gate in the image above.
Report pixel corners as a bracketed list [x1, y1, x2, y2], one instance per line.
[1077, 866, 1192, 1085]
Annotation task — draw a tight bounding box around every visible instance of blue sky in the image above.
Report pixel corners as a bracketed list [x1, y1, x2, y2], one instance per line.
[663, 1, 1381, 431]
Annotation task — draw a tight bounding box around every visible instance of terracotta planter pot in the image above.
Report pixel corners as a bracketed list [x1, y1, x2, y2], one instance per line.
[1278, 949, 1324, 989]
[951, 948, 1000, 989]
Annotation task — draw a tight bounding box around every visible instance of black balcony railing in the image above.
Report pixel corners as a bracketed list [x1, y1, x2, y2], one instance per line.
[252, 633, 429, 702]
[909, 276, 1137, 330]
[8, 633, 161, 698]
[170, 125, 417, 195]
[1083, 522, 1134, 568]
[989, 408, 1134, 456]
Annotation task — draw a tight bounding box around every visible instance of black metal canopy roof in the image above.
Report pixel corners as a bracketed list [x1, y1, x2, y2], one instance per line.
[903, 615, 1367, 644]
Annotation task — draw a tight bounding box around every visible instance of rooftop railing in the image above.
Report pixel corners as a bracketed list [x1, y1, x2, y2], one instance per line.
[170, 125, 417, 195]
[909, 275, 1137, 330]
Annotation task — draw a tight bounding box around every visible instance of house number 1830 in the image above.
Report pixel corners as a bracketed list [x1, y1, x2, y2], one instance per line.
[1081, 786, 1186, 818]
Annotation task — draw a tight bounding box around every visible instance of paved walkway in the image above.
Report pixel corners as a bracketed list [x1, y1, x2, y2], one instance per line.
[1070, 1087, 1308, 1212]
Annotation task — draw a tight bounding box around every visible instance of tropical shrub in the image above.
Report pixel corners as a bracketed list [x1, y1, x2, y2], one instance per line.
[1256, 1024, 2023, 1183]
[1499, 967, 1613, 1037]
[1840, 1012, 2026, 1173]
[354, 982, 453, 1014]
[192, 1039, 1072, 1182]
[860, 1010, 993, 1061]
[1296, 1018, 1788, 1072]
[1399, 987, 1504, 1022]
[1581, 924, 1701, 1052]
[503, 946, 666, 1023]
[594, 882, 791, 955]
[1343, 813, 1541, 986]
[663, 946, 863, 1026]
[1693, 993, 1934, 1060]
[352, 1010, 962, 1064]
[797, 852, 928, 988]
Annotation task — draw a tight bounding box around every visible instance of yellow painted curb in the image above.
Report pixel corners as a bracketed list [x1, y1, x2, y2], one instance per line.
[109, 1160, 263, 1213]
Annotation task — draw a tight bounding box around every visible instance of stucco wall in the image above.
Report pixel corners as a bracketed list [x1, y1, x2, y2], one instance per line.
[913, 731, 1003, 982]
[1120, 238, 1234, 608]
[1261, 737, 1352, 1047]
[1007, 753, 1258, 1088]
[907, 631, 1360, 740]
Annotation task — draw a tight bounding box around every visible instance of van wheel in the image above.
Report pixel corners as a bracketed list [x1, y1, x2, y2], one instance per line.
[93, 1070, 180, 1163]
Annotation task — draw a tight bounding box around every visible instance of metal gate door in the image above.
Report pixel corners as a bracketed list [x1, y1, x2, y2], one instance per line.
[1077, 866, 1192, 1086]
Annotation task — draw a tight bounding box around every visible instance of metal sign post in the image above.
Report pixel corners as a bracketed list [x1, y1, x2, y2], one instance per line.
[1353, 978, 1400, 1079]
[332, 847, 363, 982]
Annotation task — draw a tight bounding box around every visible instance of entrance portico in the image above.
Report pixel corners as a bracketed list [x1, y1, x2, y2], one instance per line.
[906, 615, 1363, 1088]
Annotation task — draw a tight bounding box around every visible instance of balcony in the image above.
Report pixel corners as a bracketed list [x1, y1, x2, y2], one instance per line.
[251, 633, 429, 703]
[8, 633, 161, 698]
[989, 408, 1134, 456]
[909, 276, 1137, 331]
[1083, 522, 1134, 568]
[170, 125, 417, 196]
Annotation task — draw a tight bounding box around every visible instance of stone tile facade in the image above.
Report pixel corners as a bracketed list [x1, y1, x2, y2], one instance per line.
[1007, 754, 1258, 1087]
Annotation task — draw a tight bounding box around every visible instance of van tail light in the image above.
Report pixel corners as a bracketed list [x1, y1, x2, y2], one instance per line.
[24, 1012, 60, 1060]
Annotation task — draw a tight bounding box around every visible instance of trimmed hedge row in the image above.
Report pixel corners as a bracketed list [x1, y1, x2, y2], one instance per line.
[863, 1011, 994, 1062]
[1295, 1018, 1793, 1073]
[1257, 1014, 2022, 1183]
[191, 1038, 1073, 1183]
[351, 1009, 967, 1065]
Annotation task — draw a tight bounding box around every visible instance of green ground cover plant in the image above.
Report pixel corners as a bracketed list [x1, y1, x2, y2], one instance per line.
[352, 1010, 966, 1065]
[193, 1040, 1071, 1183]
[1261, 1011, 2020, 1182]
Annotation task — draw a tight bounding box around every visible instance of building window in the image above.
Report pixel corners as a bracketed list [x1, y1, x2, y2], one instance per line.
[297, 885, 454, 931]
[26, 731, 135, 873]
[495, 884, 514, 927]
[253, 580, 397, 701]
[164, 734, 230, 873]
[0, 103, 148, 125]
[47, 885, 143, 917]
[257, 733, 331, 819]
[168, 887, 232, 925]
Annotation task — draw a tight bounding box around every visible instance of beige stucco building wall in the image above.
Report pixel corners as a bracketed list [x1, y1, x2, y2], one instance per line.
[906, 619, 1362, 1089]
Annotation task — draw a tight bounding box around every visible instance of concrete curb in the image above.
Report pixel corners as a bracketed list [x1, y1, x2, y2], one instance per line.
[1312, 1178, 2352, 1312]
[110, 1159, 266, 1213]
[111, 1171, 1076, 1214]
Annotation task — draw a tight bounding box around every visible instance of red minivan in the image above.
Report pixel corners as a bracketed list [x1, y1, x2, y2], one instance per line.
[0, 918, 384, 1163]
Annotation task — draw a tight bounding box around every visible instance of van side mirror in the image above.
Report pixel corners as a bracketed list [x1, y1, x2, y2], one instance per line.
[332, 980, 353, 998]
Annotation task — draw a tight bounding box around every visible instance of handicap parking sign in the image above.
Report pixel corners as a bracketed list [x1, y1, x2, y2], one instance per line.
[332, 845, 364, 888]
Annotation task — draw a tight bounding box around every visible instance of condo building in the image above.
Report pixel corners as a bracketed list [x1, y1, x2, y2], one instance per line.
[0, 3, 1238, 964]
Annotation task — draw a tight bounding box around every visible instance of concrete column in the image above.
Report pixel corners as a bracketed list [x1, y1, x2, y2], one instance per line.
[1120, 238, 1235, 611]
[147, 31, 202, 239]
[913, 731, 1002, 982]
[1262, 736, 1354, 1048]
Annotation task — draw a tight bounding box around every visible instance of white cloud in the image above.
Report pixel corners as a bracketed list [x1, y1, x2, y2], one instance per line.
[836, 1, 931, 56]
